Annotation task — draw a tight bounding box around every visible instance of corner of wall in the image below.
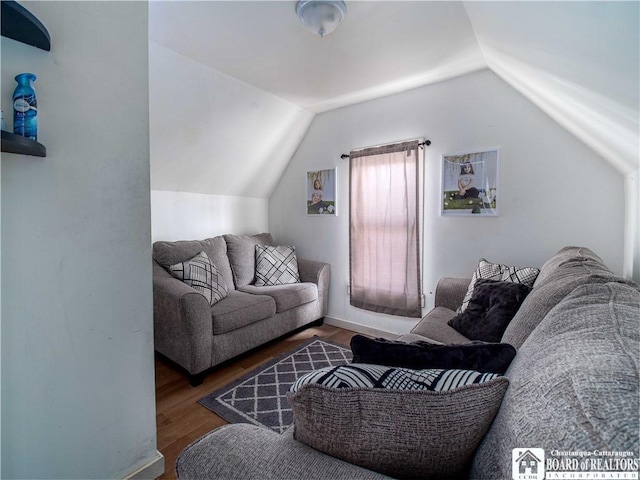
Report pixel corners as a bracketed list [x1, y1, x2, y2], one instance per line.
[123, 451, 164, 480]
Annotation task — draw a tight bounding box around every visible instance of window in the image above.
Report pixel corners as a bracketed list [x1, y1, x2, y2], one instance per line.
[349, 140, 422, 318]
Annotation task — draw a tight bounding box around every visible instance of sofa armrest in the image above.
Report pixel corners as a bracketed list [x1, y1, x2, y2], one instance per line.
[153, 261, 213, 375]
[177, 424, 389, 480]
[434, 277, 471, 311]
[298, 258, 331, 316]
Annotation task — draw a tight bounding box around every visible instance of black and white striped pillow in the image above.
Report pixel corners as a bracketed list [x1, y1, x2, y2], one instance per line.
[255, 245, 301, 286]
[290, 363, 499, 393]
[167, 251, 228, 306]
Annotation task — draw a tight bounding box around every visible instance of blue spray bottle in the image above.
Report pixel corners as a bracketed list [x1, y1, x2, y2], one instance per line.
[13, 73, 38, 141]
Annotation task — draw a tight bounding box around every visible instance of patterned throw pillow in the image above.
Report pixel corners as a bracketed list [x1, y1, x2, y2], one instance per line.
[290, 363, 500, 392]
[458, 258, 539, 313]
[167, 251, 228, 306]
[255, 245, 300, 286]
[288, 364, 509, 479]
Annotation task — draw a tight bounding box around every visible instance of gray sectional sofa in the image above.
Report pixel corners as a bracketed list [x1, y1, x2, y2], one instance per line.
[152, 233, 330, 385]
[176, 246, 639, 478]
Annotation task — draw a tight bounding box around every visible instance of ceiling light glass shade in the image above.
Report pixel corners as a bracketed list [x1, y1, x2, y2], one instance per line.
[296, 0, 346, 38]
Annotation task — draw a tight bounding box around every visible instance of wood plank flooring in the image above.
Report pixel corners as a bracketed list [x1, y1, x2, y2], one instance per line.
[155, 323, 358, 479]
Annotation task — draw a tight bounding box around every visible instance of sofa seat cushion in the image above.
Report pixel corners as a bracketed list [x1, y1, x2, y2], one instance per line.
[211, 290, 276, 335]
[410, 306, 471, 344]
[471, 281, 640, 480]
[239, 283, 318, 313]
[288, 364, 509, 479]
[396, 332, 443, 344]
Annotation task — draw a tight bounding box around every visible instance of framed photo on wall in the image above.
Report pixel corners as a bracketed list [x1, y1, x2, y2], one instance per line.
[441, 148, 500, 216]
[307, 168, 337, 216]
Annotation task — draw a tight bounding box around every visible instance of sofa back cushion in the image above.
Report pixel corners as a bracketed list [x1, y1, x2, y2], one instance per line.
[153, 236, 235, 291]
[224, 233, 274, 288]
[532, 245, 606, 287]
[471, 281, 640, 479]
[501, 246, 616, 348]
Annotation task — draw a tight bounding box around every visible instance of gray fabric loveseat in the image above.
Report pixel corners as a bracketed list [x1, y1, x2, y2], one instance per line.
[153, 233, 330, 385]
[176, 246, 639, 478]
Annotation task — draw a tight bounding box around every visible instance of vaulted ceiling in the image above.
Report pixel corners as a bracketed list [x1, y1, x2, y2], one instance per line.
[149, 1, 639, 197]
[150, 1, 486, 112]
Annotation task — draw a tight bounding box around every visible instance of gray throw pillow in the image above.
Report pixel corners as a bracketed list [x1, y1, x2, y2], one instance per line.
[167, 251, 228, 306]
[288, 364, 509, 479]
[255, 245, 301, 286]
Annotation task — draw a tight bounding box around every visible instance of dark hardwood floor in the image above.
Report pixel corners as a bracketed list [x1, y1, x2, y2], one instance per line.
[155, 323, 358, 479]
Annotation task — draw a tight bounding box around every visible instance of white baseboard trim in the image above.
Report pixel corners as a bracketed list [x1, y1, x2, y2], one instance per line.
[124, 450, 165, 480]
[324, 316, 399, 340]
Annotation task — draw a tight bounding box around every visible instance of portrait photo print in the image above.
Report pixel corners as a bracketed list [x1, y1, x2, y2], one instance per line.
[307, 168, 337, 215]
[441, 148, 499, 216]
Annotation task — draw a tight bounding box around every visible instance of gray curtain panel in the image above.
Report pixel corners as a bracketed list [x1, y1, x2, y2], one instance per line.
[349, 140, 422, 318]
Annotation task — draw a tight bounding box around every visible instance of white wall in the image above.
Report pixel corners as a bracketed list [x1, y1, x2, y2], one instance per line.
[151, 190, 268, 242]
[269, 69, 625, 335]
[1, 2, 159, 478]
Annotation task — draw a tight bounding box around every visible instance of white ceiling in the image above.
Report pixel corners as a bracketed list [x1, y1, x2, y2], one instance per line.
[149, 1, 639, 181]
[149, 1, 486, 112]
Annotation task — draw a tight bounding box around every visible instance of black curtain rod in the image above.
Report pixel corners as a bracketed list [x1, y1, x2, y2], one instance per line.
[340, 140, 431, 159]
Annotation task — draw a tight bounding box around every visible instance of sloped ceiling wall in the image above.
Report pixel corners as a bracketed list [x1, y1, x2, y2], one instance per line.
[149, 42, 314, 198]
[465, 1, 639, 175]
[149, 1, 639, 197]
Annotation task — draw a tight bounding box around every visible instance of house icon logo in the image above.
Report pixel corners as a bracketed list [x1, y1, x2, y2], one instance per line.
[512, 448, 545, 480]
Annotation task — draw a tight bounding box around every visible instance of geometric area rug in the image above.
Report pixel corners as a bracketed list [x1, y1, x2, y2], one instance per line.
[198, 337, 352, 434]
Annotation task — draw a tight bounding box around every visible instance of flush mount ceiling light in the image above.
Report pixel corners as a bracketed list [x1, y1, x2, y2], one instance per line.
[296, 0, 347, 38]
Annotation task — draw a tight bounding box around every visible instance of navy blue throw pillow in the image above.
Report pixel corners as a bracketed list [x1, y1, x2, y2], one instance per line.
[448, 278, 532, 343]
[350, 335, 516, 374]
